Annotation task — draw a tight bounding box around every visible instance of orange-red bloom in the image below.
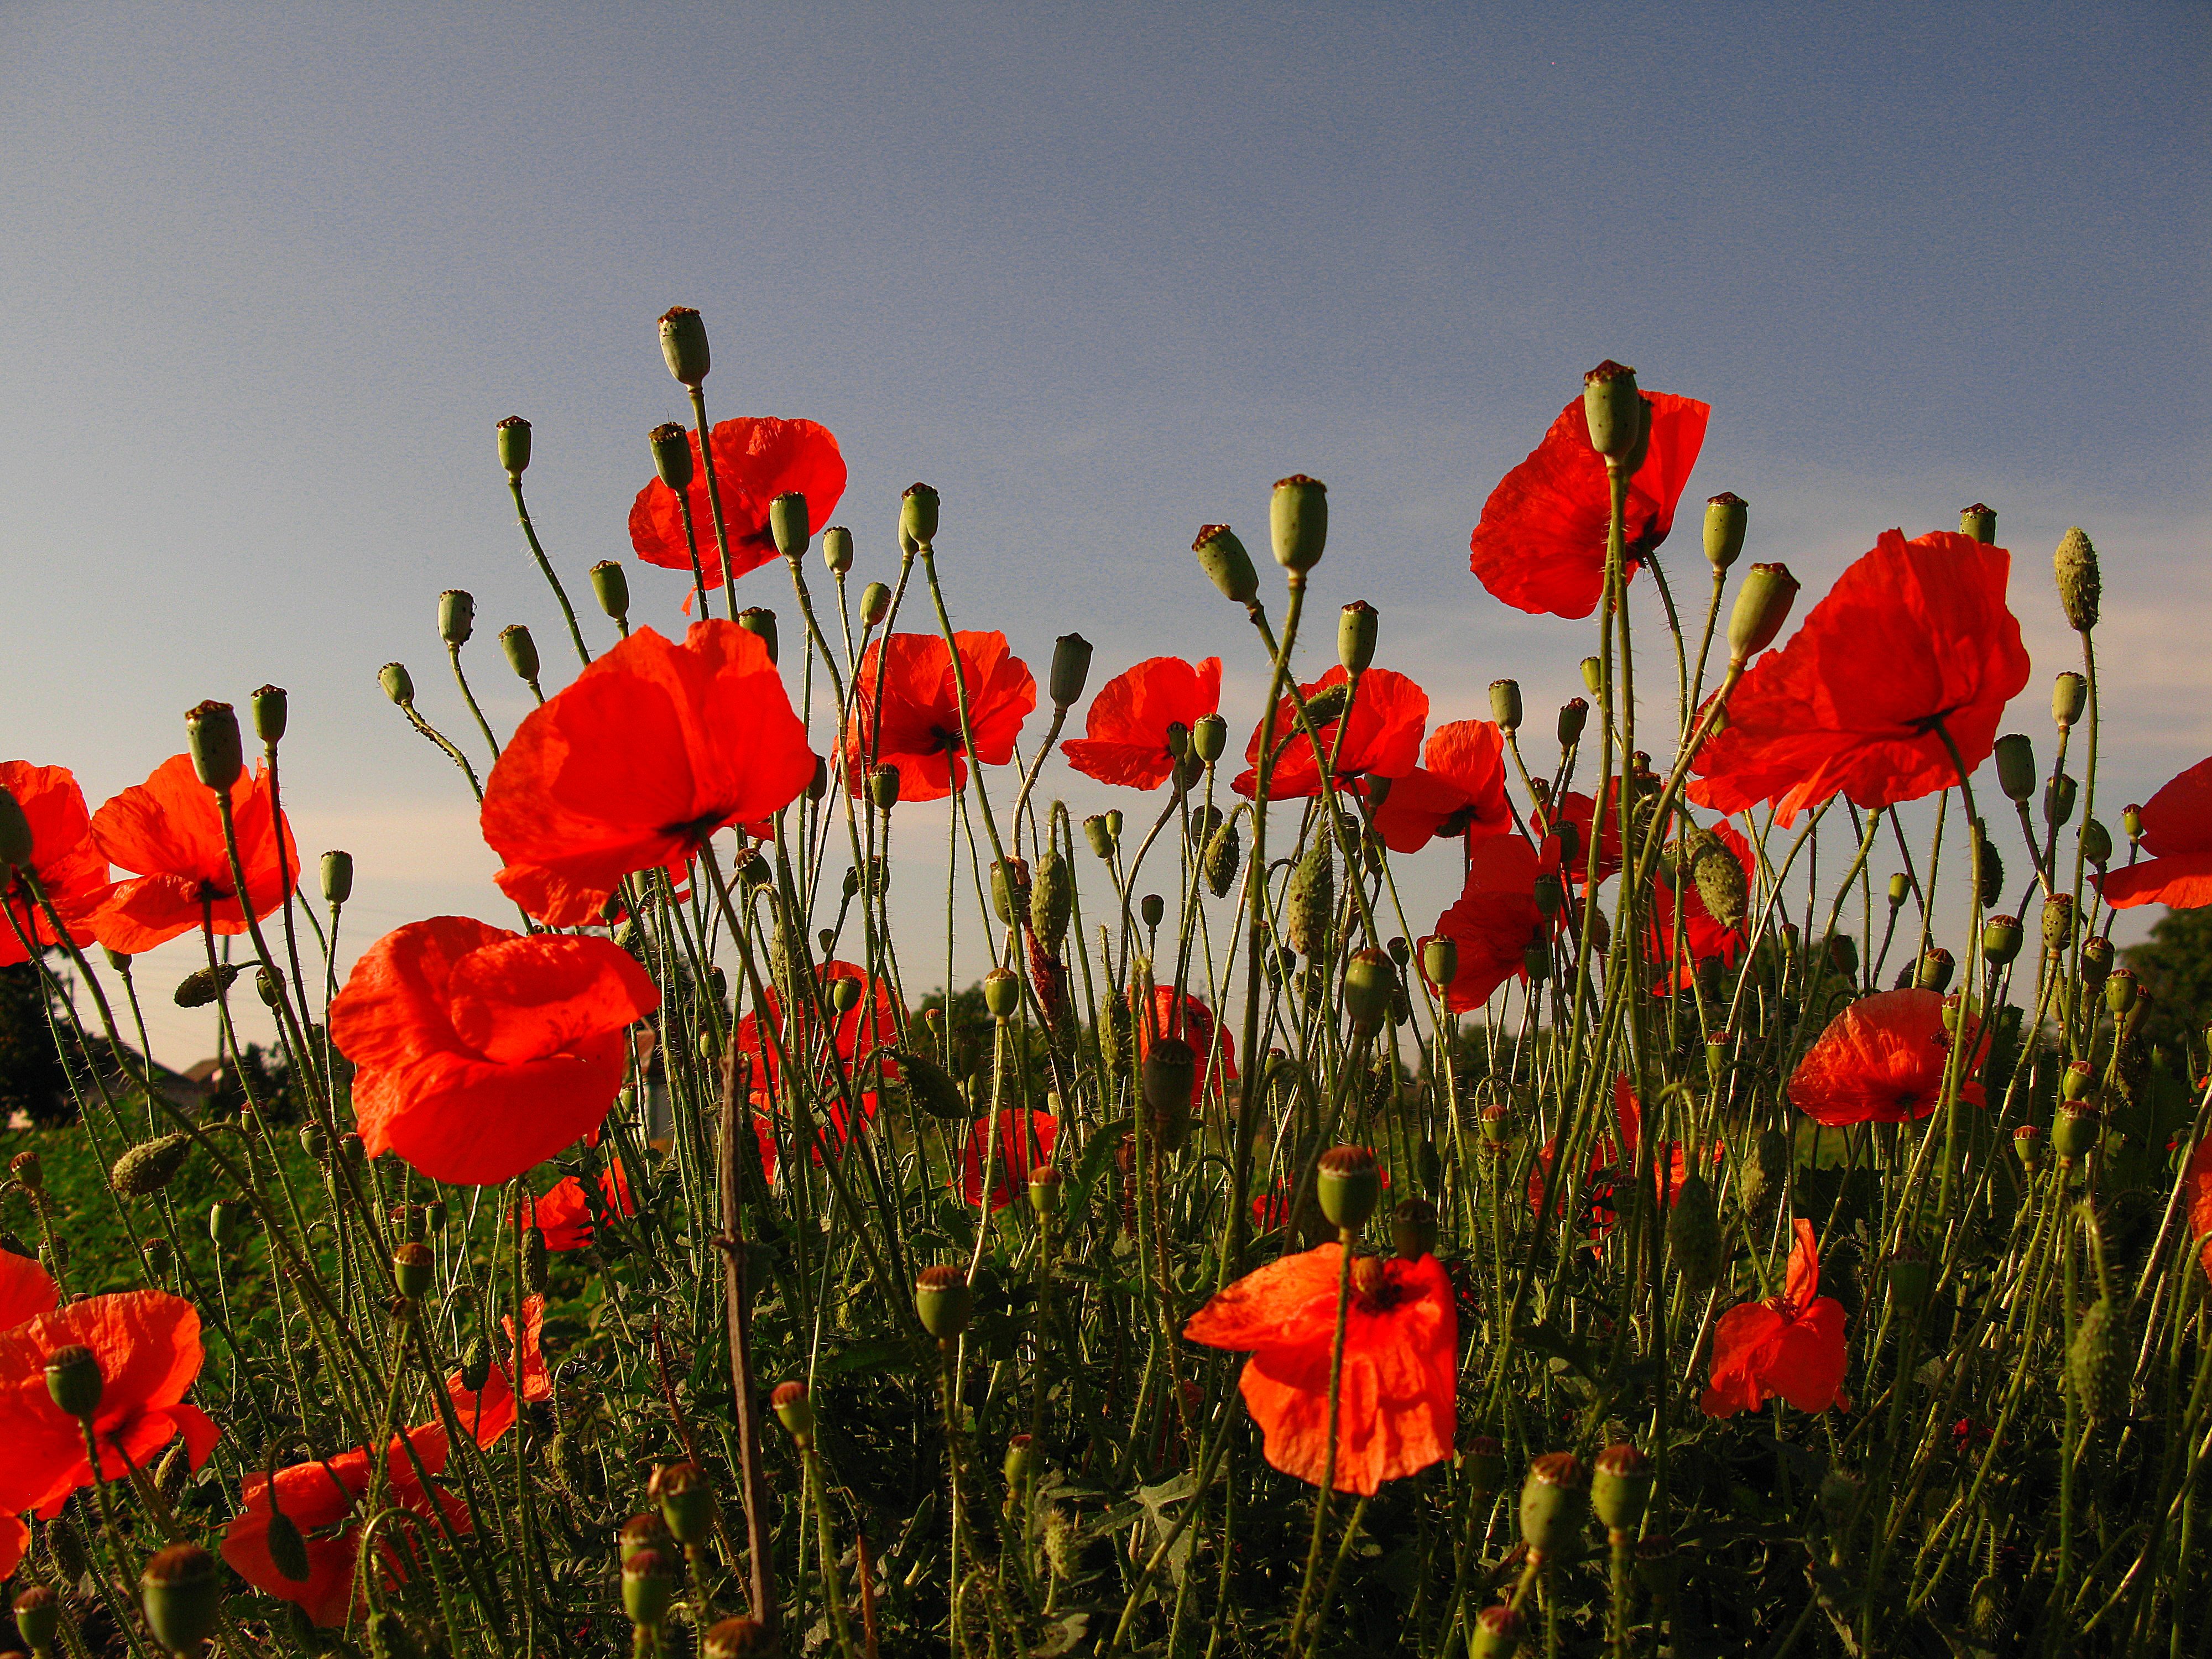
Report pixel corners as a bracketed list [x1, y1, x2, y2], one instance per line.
[0, 1248, 58, 1331]
[843, 632, 1036, 804]
[444, 1294, 551, 1449]
[1528, 1077, 1712, 1235]
[2187, 1134, 2212, 1283]
[0, 762, 109, 966]
[628, 417, 847, 592]
[330, 916, 660, 1186]
[525, 1164, 635, 1252]
[1468, 385, 1710, 619]
[1789, 988, 1986, 1126]
[737, 959, 902, 1096]
[1134, 987, 1238, 1110]
[0, 1290, 220, 1518]
[1421, 835, 1547, 1011]
[1233, 667, 1427, 800]
[1368, 721, 1512, 854]
[2100, 758, 2212, 910]
[1689, 530, 2031, 826]
[482, 621, 816, 926]
[1062, 656, 1222, 790]
[222, 1422, 468, 1627]
[1185, 1244, 1456, 1494]
[86, 755, 298, 954]
[1534, 783, 1625, 887]
[957, 1109, 1059, 1211]
[1702, 1219, 1849, 1417]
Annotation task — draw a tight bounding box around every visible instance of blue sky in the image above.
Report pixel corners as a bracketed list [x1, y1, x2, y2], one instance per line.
[2, 1, 2204, 1061]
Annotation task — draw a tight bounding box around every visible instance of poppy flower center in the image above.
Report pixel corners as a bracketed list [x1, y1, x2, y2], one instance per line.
[662, 810, 730, 847]
[930, 724, 964, 754]
[1349, 1255, 1412, 1312]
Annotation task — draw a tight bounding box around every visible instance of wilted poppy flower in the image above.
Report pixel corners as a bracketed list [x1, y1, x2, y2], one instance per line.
[1648, 818, 1757, 979]
[0, 1290, 220, 1518]
[222, 1422, 468, 1627]
[957, 1109, 1059, 1211]
[85, 755, 298, 954]
[482, 621, 816, 926]
[525, 1164, 635, 1253]
[1366, 721, 1512, 854]
[1134, 987, 1238, 1110]
[330, 916, 661, 1186]
[628, 417, 847, 592]
[1234, 667, 1427, 800]
[843, 632, 1036, 804]
[0, 762, 109, 966]
[1689, 530, 2031, 826]
[1467, 383, 1710, 619]
[1061, 656, 1222, 790]
[0, 1248, 57, 1331]
[2100, 757, 2212, 910]
[1185, 1244, 1456, 1494]
[1528, 1076, 1710, 1235]
[1789, 988, 1987, 1127]
[444, 1294, 551, 1449]
[1701, 1219, 1849, 1417]
[1421, 834, 1547, 1011]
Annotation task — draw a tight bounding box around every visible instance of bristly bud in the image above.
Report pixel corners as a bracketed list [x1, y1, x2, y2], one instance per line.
[1050, 633, 1093, 708]
[588, 560, 630, 622]
[1285, 834, 1333, 958]
[113, 1133, 194, 1197]
[1391, 1196, 1438, 1260]
[1704, 492, 1748, 570]
[1031, 850, 1074, 947]
[1422, 935, 1458, 990]
[522, 1225, 548, 1293]
[915, 1265, 973, 1338]
[499, 624, 540, 686]
[859, 580, 891, 627]
[1519, 1451, 1589, 1558]
[1338, 601, 1378, 674]
[622, 1548, 677, 1630]
[140, 1542, 222, 1654]
[1202, 818, 1241, 898]
[2045, 771, 2077, 830]
[899, 482, 940, 553]
[648, 422, 693, 492]
[1692, 841, 1749, 931]
[1982, 915, 2023, 967]
[2069, 1296, 2124, 1417]
[321, 849, 354, 906]
[1972, 822, 2004, 909]
[1579, 655, 1603, 696]
[658, 306, 711, 387]
[1993, 734, 2036, 802]
[45, 1342, 102, 1418]
[1343, 948, 1394, 1035]
[379, 661, 415, 706]
[174, 962, 239, 1008]
[1142, 1036, 1197, 1151]
[2053, 526, 2101, 633]
[1728, 563, 1800, 664]
[14, 1584, 60, 1651]
[250, 684, 288, 746]
[1269, 475, 1328, 572]
[1557, 698, 1588, 748]
[437, 588, 475, 648]
[1192, 523, 1260, 604]
[495, 413, 532, 476]
[264, 1496, 311, 1583]
[619, 1511, 675, 1565]
[1592, 1444, 1652, 1533]
[821, 525, 854, 575]
[769, 491, 810, 560]
[2052, 671, 2087, 731]
[1472, 1604, 1526, 1657]
[771, 1379, 815, 1441]
[186, 700, 244, 792]
[1959, 502, 1996, 542]
[1582, 360, 1641, 459]
[1667, 1173, 1723, 1291]
[651, 1460, 716, 1544]
[702, 1619, 779, 1658]
[1316, 1145, 1381, 1234]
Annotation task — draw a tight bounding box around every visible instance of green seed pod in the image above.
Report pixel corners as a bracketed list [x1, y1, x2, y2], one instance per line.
[1666, 1173, 1723, 1292]
[1338, 601, 1378, 674]
[859, 580, 891, 626]
[1579, 655, 1603, 696]
[618, 1511, 674, 1566]
[1316, 1145, 1381, 1233]
[1083, 813, 1115, 860]
[869, 764, 901, 812]
[265, 1499, 311, 1583]
[1885, 1244, 1932, 1311]
[1269, 474, 1328, 572]
[585, 560, 631, 626]
[1557, 697, 1589, 748]
[1106, 808, 1125, 839]
[2105, 967, 2138, 1015]
[250, 684, 288, 746]
[1488, 679, 1522, 732]
[379, 661, 415, 706]
[1192, 712, 1229, 764]
[1140, 892, 1165, 931]
[321, 849, 354, 906]
[392, 1241, 434, 1301]
[1203, 819, 1241, 898]
[820, 524, 854, 575]
[2041, 893, 2076, 953]
[2052, 671, 2087, 730]
[651, 1460, 716, 1545]
[1917, 947, 1955, 993]
[1417, 1137, 1443, 1197]
[1704, 492, 1748, 570]
[770, 1379, 815, 1441]
[1422, 935, 1458, 990]
[658, 306, 711, 387]
[2080, 935, 2113, 989]
[174, 962, 240, 1008]
[1192, 523, 1260, 604]
[898, 1050, 974, 1121]
[1144, 1036, 1197, 1151]
[1888, 872, 1911, 906]
[736, 606, 778, 665]
[142, 1234, 174, 1276]
[1343, 948, 1394, 1034]
[112, 1133, 194, 1197]
[185, 700, 244, 792]
[1471, 1604, 1525, 1657]
[899, 482, 940, 552]
[1462, 1434, 1506, 1495]
[1728, 562, 1801, 664]
[496, 624, 541, 687]
[2045, 771, 2077, 830]
[2122, 802, 2143, 842]
[2053, 525, 2100, 633]
[983, 967, 1020, 1021]
[2053, 1100, 2100, 1161]
[255, 967, 283, 1009]
[1027, 1166, 1063, 1217]
[1591, 1444, 1652, 1534]
[1582, 360, 1641, 458]
[1522, 940, 1551, 982]
[915, 1265, 973, 1338]
[1959, 502, 1996, 543]
[1285, 834, 1333, 959]
[523, 1225, 549, 1293]
[1983, 914, 2023, 967]
[208, 1199, 242, 1247]
[1519, 1451, 1588, 1558]
[1390, 1197, 1438, 1261]
[437, 588, 476, 649]
[768, 491, 810, 560]
[45, 1343, 102, 1418]
[1050, 633, 1093, 708]
[495, 413, 533, 476]
[2080, 816, 2112, 869]
[140, 1542, 223, 1655]
[13, 1584, 60, 1652]
[648, 422, 693, 493]
[702, 1618, 779, 1659]
[1692, 840, 1748, 931]
[2068, 1296, 2124, 1417]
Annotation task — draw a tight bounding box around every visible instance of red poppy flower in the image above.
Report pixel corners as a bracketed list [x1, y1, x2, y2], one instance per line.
[1233, 667, 1427, 800]
[2100, 758, 2212, 910]
[753, 1086, 877, 1168]
[957, 1109, 1059, 1211]
[524, 1164, 635, 1252]
[1527, 1077, 1711, 1235]
[737, 959, 903, 1097]
[1701, 1219, 1849, 1417]
[1789, 988, 1987, 1126]
[330, 916, 661, 1186]
[1367, 721, 1512, 854]
[1467, 383, 1710, 619]
[444, 1294, 551, 1449]
[1133, 987, 1238, 1110]
[85, 755, 298, 955]
[1533, 783, 1625, 886]
[0, 1513, 22, 1582]
[1062, 656, 1223, 790]
[1184, 1243, 1456, 1494]
[843, 632, 1036, 804]
[2187, 1134, 2212, 1283]
[0, 1290, 220, 1517]
[0, 1249, 57, 1332]
[1688, 530, 2031, 826]
[222, 1421, 468, 1627]
[482, 621, 816, 926]
[0, 762, 109, 967]
[1420, 834, 1547, 1011]
[628, 417, 847, 592]
[1648, 817, 1757, 980]
[1250, 1184, 1295, 1230]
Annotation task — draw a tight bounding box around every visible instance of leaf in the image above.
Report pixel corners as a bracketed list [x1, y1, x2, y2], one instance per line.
[817, 1335, 922, 1379]
[1031, 1612, 1092, 1656]
[1136, 1470, 1200, 1584]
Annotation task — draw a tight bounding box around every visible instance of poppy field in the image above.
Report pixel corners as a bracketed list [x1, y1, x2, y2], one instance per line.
[2, 316, 2208, 1658]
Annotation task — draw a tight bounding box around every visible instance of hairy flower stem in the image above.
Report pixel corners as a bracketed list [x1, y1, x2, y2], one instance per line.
[686, 385, 738, 618]
[506, 473, 591, 666]
[1288, 1231, 1357, 1650]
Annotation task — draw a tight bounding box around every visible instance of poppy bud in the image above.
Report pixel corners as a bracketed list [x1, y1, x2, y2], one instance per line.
[651, 1460, 716, 1544]
[1519, 1451, 1588, 1559]
[702, 1619, 778, 1659]
[45, 1342, 102, 1418]
[1316, 1145, 1381, 1233]
[1343, 948, 1394, 1034]
[1269, 475, 1328, 572]
[1728, 563, 1800, 665]
[2105, 967, 2137, 1015]
[437, 588, 476, 649]
[658, 306, 711, 388]
[2069, 1296, 2124, 1417]
[379, 661, 416, 706]
[915, 1264, 973, 1338]
[900, 482, 940, 552]
[1036, 632, 1093, 714]
[1983, 915, 2023, 966]
[869, 765, 901, 812]
[1916, 947, 1955, 993]
[1422, 935, 1458, 989]
[2012, 1123, 2044, 1172]
[622, 1548, 677, 1630]
[1592, 1444, 1652, 1535]
[141, 1542, 222, 1654]
[1140, 892, 1165, 931]
[2053, 525, 2100, 633]
[1582, 360, 1641, 459]
[2053, 1099, 2100, 1161]
[1083, 815, 1114, 860]
[261, 1495, 312, 1583]
[1338, 601, 1378, 675]
[1578, 655, 1603, 696]
[587, 559, 631, 623]
[852, 581, 890, 632]
[1285, 835, 1332, 958]
[14, 1584, 60, 1652]
[495, 624, 541, 688]
[1472, 1604, 1525, 1657]
[174, 962, 241, 1009]
[1704, 492, 1748, 570]
[1201, 820, 1241, 899]
[113, 1133, 194, 1197]
[2122, 803, 2143, 842]
[1741, 1127, 1791, 1213]
[523, 1225, 548, 1292]
[2041, 893, 2075, 953]
[1390, 1196, 1438, 1260]
[185, 700, 244, 793]
[1557, 698, 1588, 748]
[982, 967, 1020, 1022]
[619, 1512, 676, 1565]
[2045, 772, 2077, 830]
[768, 491, 810, 560]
